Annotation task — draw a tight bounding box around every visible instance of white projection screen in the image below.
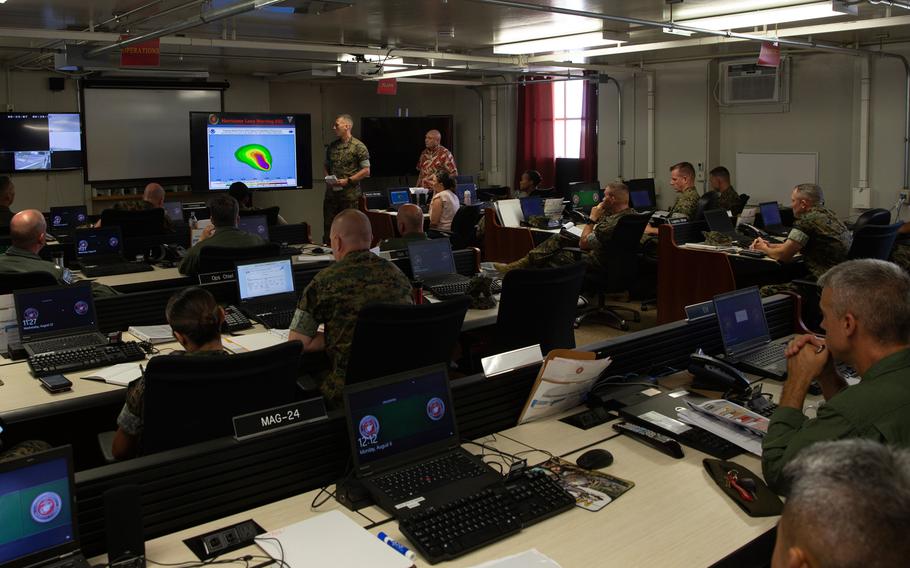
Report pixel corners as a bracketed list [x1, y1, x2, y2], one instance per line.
[83, 87, 222, 182]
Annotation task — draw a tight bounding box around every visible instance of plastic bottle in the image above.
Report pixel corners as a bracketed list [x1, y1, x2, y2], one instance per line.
[464, 190, 472, 205]
[189, 211, 198, 230]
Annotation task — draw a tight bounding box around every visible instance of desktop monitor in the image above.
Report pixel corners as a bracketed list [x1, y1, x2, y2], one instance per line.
[570, 183, 601, 211]
[236, 258, 295, 302]
[759, 202, 783, 227]
[407, 239, 456, 281]
[237, 214, 270, 241]
[163, 202, 184, 222]
[0, 113, 82, 173]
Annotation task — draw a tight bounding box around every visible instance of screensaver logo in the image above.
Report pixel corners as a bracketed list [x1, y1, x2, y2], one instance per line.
[30, 491, 62, 523]
[358, 414, 380, 448]
[73, 301, 89, 316]
[235, 144, 273, 172]
[427, 397, 446, 421]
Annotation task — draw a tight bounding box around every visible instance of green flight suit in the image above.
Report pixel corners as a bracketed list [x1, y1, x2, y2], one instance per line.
[178, 226, 266, 276]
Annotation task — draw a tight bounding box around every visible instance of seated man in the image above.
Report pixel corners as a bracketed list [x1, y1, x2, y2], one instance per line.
[890, 221, 910, 272]
[753, 183, 851, 296]
[762, 259, 910, 492]
[642, 161, 700, 238]
[495, 182, 636, 272]
[708, 166, 743, 216]
[98, 182, 173, 231]
[772, 439, 910, 568]
[288, 209, 413, 404]
[379, 203, 428, 251]
[0, 210, 117, 297]
[0, 175, 17, 229]
[512, 169, 543, 199]
[178, 194, 266, 276]
[228, 181, 288, 225]
[112, 287, 227, 460]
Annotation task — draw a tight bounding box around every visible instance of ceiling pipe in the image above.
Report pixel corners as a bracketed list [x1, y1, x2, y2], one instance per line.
[603, 76, 623, 179]
[85, 0, 286, 58]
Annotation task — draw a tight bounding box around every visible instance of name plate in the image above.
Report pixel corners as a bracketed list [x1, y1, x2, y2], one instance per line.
[668, 216, 690, 225]
[685, 300, 716, 321]
[197, 271, 236, 286]
[232, 397, 327, 440]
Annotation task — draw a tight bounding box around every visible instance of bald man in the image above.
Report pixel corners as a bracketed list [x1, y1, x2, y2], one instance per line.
[417, 129, 458, 190]
[379, 203, 429, 251]
[289, 209, 413, 403]
[99, 182, 172, 230]
[0, 210, 117, 296]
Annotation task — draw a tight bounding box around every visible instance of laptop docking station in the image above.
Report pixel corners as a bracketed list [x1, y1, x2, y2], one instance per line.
[335, 476, 374, 512]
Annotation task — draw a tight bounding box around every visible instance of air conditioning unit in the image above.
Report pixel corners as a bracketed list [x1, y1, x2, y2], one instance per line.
[719, 58, 789, 105]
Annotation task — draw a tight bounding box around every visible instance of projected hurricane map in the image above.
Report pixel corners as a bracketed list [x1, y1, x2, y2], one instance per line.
[206, 115, 297, 190]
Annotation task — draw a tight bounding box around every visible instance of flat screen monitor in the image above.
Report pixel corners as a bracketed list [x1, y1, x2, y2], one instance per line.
[163, 202, 184, 222]
[407, 239, 456, 280]
[520, 197, 544, 220]
[237, 214, 270, 241]
[626, 178, 657, 210]
[0, 113, 82, 173]
[388, 188, 411, 207]
[190, 112, 313, 192]
[759, 202, 783, 227]
[236, 258, 295, 302]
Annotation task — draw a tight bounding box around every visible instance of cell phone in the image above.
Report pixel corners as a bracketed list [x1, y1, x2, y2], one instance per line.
[38, 374, 73, 393]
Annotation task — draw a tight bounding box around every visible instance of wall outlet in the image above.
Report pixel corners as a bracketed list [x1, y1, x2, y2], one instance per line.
[852, 187, 871, 209]
[900, 189, 909, 204]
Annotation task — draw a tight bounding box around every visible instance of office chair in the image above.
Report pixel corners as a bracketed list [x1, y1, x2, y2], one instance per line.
[240, 206, 280, 226]
[138, 341, 302, 455]
[100, 208, 168, 237]
[734, 194, 750, 216]
[693, 191, 718, 222]
[269, 222, 312, 245]
[447, 205, 483, 250]
[574, 213, 651, 331]
[848, 222, 902, 260]
[365, 209, 396, 248]
[345, 297, 470, 384]
[496, 262, 586, 354]
[197, 243, 281, 273]
[0, 271, 59, 294]
[851, 208, 891, 232]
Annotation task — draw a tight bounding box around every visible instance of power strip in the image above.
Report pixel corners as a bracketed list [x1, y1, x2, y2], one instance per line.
[183, 519, 264, 561]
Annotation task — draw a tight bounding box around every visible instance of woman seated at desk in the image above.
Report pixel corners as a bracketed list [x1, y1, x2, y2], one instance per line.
[428, 170, 460, 232]
[112, 287, 228, 460]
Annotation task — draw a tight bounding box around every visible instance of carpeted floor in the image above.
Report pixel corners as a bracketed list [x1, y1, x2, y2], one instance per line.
[573, 295, 660, 347]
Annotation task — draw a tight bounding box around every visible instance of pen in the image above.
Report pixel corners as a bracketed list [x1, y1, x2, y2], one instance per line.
[377, 531, 416, 561]
[815, 344, 826, 354]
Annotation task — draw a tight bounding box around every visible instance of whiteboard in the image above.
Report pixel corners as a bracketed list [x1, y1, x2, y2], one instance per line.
[83, 88, 222, 182]
[734, 152, 818, 204]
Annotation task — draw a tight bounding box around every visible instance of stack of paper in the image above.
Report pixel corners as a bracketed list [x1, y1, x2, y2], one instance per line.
[222, 329, 289, 353]
[83, 361, 144, 386]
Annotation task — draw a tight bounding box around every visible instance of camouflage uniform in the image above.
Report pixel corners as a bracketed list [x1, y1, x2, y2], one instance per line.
[290, 249, 412, 403]
[178, 226, 266, 276]
[0, 440, 52, 462]
[523, 208, 637, 270]
[379, 232, 429, 252]
[760, 206, 851, 297]
[891, 241, 910, 273]
[714, 186, 742, 216]
[668, 187, 700, 219]
[117, 350, 228, 448]
[324, 137, 370, 243]
[0, 246, 118, 297]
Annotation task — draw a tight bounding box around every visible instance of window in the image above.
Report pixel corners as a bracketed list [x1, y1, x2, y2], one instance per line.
[553, 80, 584, 159]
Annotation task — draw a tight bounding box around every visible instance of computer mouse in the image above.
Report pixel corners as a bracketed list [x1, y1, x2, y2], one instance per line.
[312, 246, 327, 254]
[576, 449, 614, 470]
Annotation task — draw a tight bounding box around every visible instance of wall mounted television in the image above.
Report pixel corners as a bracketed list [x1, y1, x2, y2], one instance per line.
[0, 113, 83, 173]
[360, 116, 454, 178]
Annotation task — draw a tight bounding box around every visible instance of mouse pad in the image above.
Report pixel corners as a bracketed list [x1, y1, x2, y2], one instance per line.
[536, 457, 634, 512]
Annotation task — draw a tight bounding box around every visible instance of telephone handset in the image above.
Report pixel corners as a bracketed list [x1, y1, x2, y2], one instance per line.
[688, 349, 751, 394]
[737, 223, 768, 240]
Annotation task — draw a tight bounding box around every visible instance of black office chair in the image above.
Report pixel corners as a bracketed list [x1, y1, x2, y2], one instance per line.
[734, 193, 750, 216]
[197, 243, 281, 273]
[848, 223, 902, 260]
[448, 205, 483, 250]
[0, 271, 59, 294]
[269, 223, 311, 245]
[574, 213, 651, 331]
[240, 206, 281, 226]
[851, 208, 891, 232]
[496, 262, 586, 354]
[100, 208, 168, 237]
[345, 297, 470, 384]
[141, 341, 302, 455]
[693, 191, 718, 222]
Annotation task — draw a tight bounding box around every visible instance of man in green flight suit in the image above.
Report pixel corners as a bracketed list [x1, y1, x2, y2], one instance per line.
[323, 114, 371, 244]
[178, 194, 266, 276]
[288, 209, 413, 404]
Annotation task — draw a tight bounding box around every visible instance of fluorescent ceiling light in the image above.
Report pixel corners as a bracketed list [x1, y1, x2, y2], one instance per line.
[662, 27, 696, 37]
[677, 1, 846, 30]
[494, 32, 625, 55]
[368, 68, 456, 79]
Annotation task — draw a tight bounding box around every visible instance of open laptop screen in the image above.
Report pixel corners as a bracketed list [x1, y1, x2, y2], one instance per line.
[703, 209, 736, 233]
[14, 283, 97, 342]
[0, 447, 79, 567]
[344, 365, 456, 468]
[388, 189, 410, 207]
[407, 239, 456, 281]
[236, 258, 295, 301]
[520, 197, 544, 220]
[713, 287, 772, 355]
[630, 190, 656, 210]
[571, 189, 601, 210]
[74, 227, 122, 259]
[163, 201, 184, 222]
[49, 206, 87, 231]
[237, 215, 270, 241]
[760, 202, 783, 227]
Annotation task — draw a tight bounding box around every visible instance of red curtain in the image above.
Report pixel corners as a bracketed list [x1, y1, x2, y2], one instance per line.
[515, 80, 555, 190]
[580, 75, 598, 183]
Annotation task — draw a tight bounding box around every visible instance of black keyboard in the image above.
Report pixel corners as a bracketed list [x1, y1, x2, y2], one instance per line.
[741, 343, 786, 367]
[255, 310, 294, 330]
[222, 305, 253, 333]
[428, 277, 502, 299]
[29, 333, 103, 353]
[82, 263, 154, 277]
[28, 342, 146, 376]
[400, 469, 574, 564]
[374, 452, 489, 502]
[675, 426, 742, 459]
[279, 245, 301, 256]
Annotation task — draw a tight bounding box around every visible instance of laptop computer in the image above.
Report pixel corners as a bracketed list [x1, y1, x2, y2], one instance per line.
[386, 188, 411, 211]
[703, 209, 754, 247]
[235, 257, 298, 329]
[519, 197, 544, 220]
[626, 178, 657, 211]
[237, 214, 270, 241]
[571, 187, 601, 213]
[48, 206, 88, 240]
[163, 201, 184, 222]
[14, 283, 108, 358]
[713, 286, 790, 380]
[406, 238, 470, 297]
[759, 202, 789, 237]
[343, 364, 501, 515]
[0, 446, 91, 568]
[74, 227, 153, 277]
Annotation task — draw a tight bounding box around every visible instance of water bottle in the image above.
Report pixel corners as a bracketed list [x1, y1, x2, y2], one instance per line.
[189, 211, 198, 230]
[464, 190, 472, 205]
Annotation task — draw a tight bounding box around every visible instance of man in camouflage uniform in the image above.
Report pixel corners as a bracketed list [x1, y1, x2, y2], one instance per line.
[495, 182, 637, 272]
[0, 440, 52, 462]
[379, 203, 429, 251]
[178, 195, 266, 276]
[289, 209, 412, 404]
[754, 183, 852, 296]
[641, 161, 701, 253]
[709, 166, 743, 216]
[323, 114, 371, 244]
[891, 222, 910, 272]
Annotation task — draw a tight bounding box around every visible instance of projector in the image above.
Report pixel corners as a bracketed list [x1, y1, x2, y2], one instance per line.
[339, 62, 383, 77]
